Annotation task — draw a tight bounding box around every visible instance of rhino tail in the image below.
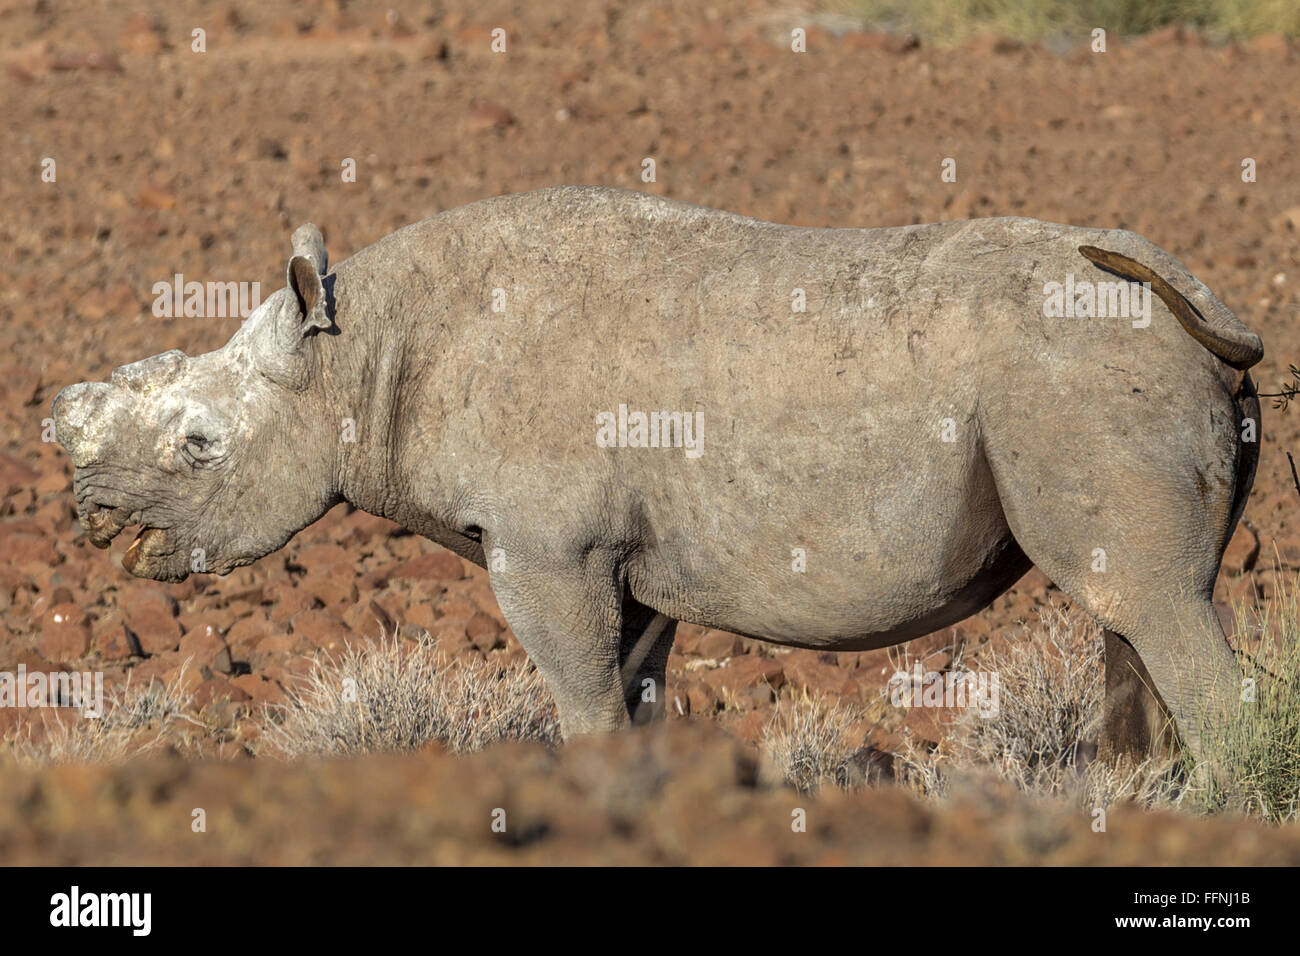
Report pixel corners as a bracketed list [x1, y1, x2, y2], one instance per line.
[1078, 244, 1264, 370]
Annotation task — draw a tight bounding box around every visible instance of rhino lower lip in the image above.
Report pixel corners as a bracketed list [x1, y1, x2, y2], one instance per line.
[122, 527, 165, 574]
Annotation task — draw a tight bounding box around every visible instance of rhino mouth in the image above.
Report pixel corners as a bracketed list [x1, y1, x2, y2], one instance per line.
[78, 500, 180, 579]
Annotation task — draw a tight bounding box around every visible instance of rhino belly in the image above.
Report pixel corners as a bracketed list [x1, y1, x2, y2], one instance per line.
[626, 455, 1030, 651]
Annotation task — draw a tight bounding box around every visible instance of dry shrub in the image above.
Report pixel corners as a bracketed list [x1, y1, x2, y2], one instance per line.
[892, 605, 1185, 812]
[837, 0, 1300, 45]
[760, 690, 872, 792]
[261, 633, 559, 758]
[3, 670, 199, 766]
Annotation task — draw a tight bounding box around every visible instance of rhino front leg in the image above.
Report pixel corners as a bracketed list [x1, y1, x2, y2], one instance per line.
[485, 544, 632, 739]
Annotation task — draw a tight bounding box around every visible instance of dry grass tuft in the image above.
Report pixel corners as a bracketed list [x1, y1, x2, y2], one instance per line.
[3, 670, 199, 766]
[760, 690, 872, 792]
[892, 605, 1186, 812]
[1197, 577, 1300, 820]
[260, 632, 560, 758]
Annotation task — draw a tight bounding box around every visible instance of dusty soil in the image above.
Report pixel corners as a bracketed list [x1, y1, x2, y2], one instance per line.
[2, 0, 1300, 863]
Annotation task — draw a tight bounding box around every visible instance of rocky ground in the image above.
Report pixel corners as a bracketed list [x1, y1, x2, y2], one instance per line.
[2, 0, 1300, 863]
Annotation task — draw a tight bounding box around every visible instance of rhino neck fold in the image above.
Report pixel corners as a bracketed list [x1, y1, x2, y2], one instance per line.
[326, 270, 418, 526]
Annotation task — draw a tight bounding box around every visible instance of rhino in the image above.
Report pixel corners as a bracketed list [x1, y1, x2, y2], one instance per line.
[52, 186, 1262, 768]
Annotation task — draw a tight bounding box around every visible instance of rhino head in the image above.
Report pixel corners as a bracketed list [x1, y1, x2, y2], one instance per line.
[52, 224, 342, 582]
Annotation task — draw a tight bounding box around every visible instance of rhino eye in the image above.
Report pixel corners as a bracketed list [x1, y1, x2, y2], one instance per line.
[182, 432, 221, 464]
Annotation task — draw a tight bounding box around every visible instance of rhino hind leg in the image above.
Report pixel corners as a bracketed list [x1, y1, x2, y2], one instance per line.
[1100, 627, 1176, 764]
[1016, 551, 1238, 776]
[1023, 547, 1238, 776]
[983, 465, 1244, 775]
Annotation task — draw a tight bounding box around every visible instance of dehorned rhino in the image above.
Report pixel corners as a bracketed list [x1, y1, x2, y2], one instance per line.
[53, 186, 1262, 766]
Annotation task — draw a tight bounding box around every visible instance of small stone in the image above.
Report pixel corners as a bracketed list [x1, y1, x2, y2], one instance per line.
[38, 602, 91, 662]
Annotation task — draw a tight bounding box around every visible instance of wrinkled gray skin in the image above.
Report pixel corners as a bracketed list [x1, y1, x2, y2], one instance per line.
[54, 186, 1262, 769]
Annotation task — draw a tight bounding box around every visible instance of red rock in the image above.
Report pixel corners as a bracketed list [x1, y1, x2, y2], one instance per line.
[843, 31, 919, 54]
[129, 652, 183, 687]
[34, 470, 68, 496]
[728, 709, 768, 743]
[1136, 24, 1190, 48]
[179, 629, 233, 674]
[466, 612, 502, 652]
[0, 455, 39, 496]
[470, 594, 508, 629]
[137, 184, 177, 210]
[49, 51, 123, 72]
[180, 612, 226, 642]
[93, 616, 143, 660]
[388, 550, 464, 582]
[697, 631, 741, 659]
[342, 597, 400, 637]
[670, 624, 702, 655]
[295, 542, 353, 570]
[404, 603, 438, 633]
[29, 586, 74, 618]
[0, 368, 41, 407]
[118, 13, 164, 55]
[182, 598, 238, 626]
[429, 616, 475, 655]
[193, 675, 249, 708]
[964, 33, 1021, 55]
[1255, 570, 1285, 601]
[342, 601, 379, 635]
[465, 103, 515, 131]
[783, 653, 852, 696]
[283, 656, 316, 679]
[222, 585, 266, 606]
[1247, 33, 1292, 56]
[901, 703, 961, 746]
[123, 601, 182, 656]
[248, 633, 301, 671]
[1225, 574, 1257, 605]
[265, 582, 316, 623]
[701, 656, 784, 695]
[301, 566, 358, 610]
[337, 510, 401, 546]
[224, 615, 271, 655]
[231, 674, 284, 706]
[685, 680, 717, 715]
[1270, 534, 1300, 571]
[38, 602, 91, 662]
[1223, 523, 1260, 575]
[290, 609, 353, 652]
[7, 534, 58, 568]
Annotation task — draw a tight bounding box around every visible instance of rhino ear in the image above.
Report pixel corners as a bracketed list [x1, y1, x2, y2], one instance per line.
[285, 253, 331, 335]
[291, 222, 328, 275]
